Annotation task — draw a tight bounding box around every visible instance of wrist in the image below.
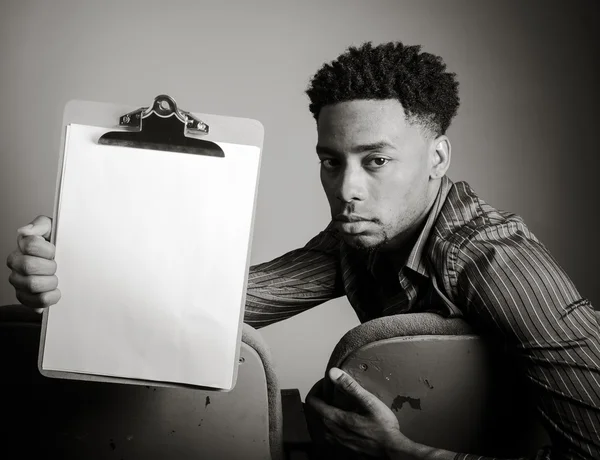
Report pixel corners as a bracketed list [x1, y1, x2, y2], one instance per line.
[384, 437, 439, 460]
[384, 434, 419, 459]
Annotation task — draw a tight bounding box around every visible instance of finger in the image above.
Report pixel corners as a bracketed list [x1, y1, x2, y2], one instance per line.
[17, 235, 56, 259]
[306, 395, 345, 421]
[322, 423, 363, 453]
[16, 288, 61, 309]
[17, 215, 53, 241]
[329, 368, 375, 412]
[6, 252, 57, 276]
[9, 272, 59, 294]
[323, 431, 337, 445]
[308, 401, 346, 441]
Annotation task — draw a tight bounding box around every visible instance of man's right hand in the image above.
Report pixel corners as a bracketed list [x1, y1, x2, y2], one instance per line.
[6, 215, 60, 310]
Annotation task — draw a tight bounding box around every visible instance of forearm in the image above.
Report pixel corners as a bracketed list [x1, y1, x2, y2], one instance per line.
[385, 439, 456, 460]
[243, 260, 341, 329]
[243, 226, 344, 328]
[386, 440, 550, 460]
[244, 284, 334, 329]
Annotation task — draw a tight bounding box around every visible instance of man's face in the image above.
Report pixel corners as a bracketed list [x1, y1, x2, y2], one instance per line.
[316, 99, 437, 251]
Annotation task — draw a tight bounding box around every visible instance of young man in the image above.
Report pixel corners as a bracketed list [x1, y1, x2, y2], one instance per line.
[7, 42, 600, 459]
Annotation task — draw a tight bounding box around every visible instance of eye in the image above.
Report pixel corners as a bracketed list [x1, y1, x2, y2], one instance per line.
[366, 157, 390, 168]
[319, 158, 340, 170]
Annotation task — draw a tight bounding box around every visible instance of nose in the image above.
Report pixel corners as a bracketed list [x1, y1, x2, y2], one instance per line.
[334, 164, 366, 203]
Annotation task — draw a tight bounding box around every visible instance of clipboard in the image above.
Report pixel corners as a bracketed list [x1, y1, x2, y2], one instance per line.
[38, 95, 264, 391]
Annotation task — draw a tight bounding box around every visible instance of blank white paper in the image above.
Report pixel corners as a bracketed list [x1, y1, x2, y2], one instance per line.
[41, 124, 261, 390]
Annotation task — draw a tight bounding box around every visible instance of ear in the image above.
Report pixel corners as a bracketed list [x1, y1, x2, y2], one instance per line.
[430, 135, 451, 179]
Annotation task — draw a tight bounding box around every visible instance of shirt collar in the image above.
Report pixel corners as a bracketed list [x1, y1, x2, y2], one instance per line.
[366, 175, 453, 278]
[403, 175, 453, 277]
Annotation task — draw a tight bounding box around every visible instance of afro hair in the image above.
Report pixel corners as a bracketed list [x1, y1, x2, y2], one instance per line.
[306, 42, 460, 137]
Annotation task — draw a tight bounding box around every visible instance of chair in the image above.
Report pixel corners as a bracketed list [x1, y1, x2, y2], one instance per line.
[0, 304, 285, 460]
[305, 312, 553, 459]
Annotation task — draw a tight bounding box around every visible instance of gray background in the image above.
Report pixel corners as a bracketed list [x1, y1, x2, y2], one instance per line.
[1, 0, 598, 398]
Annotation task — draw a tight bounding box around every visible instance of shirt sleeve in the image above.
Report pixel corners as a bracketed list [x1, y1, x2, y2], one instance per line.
[243, 224, 345, 329]
[449, 220, 600, 460]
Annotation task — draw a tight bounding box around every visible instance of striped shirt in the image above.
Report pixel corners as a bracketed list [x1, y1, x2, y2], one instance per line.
[244, 175, 600, 459]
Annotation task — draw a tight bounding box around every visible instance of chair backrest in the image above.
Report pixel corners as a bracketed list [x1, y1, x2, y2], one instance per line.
[312, 312, 552, 459]
[0, 304, 283, 460]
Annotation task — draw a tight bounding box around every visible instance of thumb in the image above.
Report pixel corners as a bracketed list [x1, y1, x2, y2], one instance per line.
[17, 215, 53, 241]
[329, 367, 375, 412]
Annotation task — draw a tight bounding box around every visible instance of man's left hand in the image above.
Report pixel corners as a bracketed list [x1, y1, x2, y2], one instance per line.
[306, 367, 414, 458]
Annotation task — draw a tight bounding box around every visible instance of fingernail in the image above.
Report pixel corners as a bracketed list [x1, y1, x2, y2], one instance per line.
[329, 368, 343, 381]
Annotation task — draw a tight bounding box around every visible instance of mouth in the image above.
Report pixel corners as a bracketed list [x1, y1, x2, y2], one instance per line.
[334, 214, 371, 223]
[333, 215, 373, 234]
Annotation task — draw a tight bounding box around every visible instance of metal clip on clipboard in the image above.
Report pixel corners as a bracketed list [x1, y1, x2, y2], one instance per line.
[98, 94, 225, 157]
